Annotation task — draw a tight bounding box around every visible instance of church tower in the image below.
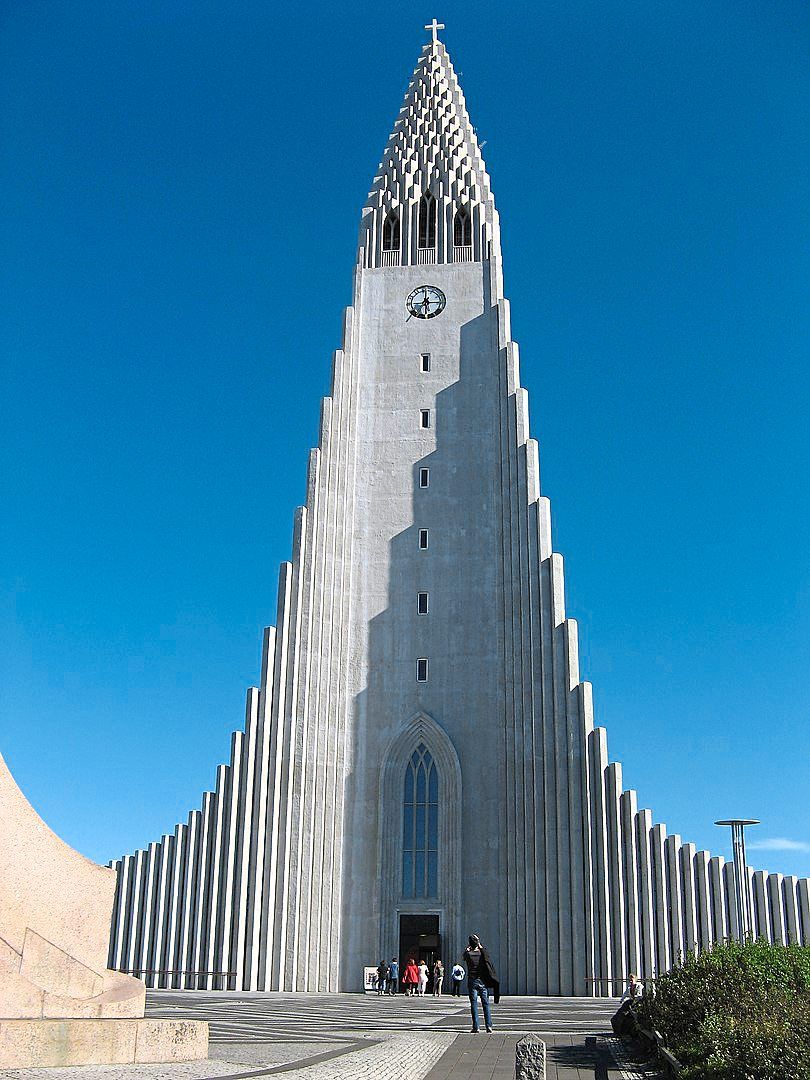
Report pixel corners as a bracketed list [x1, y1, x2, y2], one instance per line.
[109, 27, 810, 995]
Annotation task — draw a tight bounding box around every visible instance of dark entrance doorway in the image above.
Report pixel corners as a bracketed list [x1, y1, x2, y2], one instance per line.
[399, 914, 441, 989]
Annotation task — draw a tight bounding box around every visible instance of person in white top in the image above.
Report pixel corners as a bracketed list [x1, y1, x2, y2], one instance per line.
[417, 960, 429, 995]
[450, 962, 465, 996]
[611, 972, 644, 1037]
[619, 973, 644, 1003]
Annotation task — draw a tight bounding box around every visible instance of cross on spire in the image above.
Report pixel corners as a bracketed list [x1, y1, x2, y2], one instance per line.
[425, 18, 445, 44]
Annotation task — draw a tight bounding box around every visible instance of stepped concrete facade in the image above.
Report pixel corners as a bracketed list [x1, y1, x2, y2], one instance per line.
[108, 32, 810, 995]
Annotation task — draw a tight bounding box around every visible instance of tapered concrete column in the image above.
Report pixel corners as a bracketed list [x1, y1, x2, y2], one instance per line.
[694, 851, 712, 951]
[679, 843, 698, 956]
[634, 809, 655, 978]
[708, 857, 727, 943]
[664, 835, 683, 964]
[650, 825, 669, 972]
[798, 880, 810, 947]
[619, 790, 641, 977]
[783, 877, 801, 945]
[752, 870, 771, 942]
[767, 874, 786, 945]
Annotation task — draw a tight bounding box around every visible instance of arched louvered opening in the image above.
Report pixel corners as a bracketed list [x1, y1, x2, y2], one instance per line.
[382, 209, 400, 251]
[418, 192, 437, 249]
[402, 744, 439, 898]
[453, 205, 472, 247]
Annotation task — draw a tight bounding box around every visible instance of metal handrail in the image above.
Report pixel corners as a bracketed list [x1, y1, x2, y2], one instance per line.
[117, 968, 236, 977]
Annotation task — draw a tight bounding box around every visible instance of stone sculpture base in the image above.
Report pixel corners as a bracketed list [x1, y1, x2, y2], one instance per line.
[0, 752, 209, 1070]
[0, 1017, 208, 1070]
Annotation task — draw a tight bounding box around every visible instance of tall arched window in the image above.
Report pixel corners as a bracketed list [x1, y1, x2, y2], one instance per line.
[382, 209, 400, 252]
[402, 744, 438, 897]
[418, 192, 437, 249]
[454, 205, 472, 247]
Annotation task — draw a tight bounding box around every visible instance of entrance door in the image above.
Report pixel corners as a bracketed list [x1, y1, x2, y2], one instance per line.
[399, 914, 441, 990]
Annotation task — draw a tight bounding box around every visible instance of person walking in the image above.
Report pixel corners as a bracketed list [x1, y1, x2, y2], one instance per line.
[388, 958, 399, 995]
[376, 960, 389, 995]
[432, 959, 444, 996]
[450, 961, 465, 996]
[402, 957, 419, 996]
[417, 959, 429, 996]
[463, 934, 499, 1033]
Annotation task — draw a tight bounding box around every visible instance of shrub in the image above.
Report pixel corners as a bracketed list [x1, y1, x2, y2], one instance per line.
[637, 939, 810, 1080]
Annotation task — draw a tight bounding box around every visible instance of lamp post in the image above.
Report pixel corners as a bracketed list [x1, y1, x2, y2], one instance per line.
[715, 819, 759, 941]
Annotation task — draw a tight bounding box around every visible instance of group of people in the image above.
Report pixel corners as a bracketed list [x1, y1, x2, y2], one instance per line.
[375, 957, 448, 995]
[375, 935, 500, 1034]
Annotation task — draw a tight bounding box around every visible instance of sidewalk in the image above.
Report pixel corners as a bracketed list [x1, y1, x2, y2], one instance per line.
[424, 1031, 661, 1080]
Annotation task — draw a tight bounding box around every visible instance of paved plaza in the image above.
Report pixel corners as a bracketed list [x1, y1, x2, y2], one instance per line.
[0, 993, 661, 1080]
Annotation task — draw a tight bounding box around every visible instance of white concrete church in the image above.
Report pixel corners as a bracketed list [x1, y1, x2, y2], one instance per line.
[109, 26, 809, 995]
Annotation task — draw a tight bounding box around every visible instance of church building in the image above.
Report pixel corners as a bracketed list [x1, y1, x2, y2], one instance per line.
[109, 26, 810, 995]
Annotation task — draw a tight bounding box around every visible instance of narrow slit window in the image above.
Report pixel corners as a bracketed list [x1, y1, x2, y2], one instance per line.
[402, 744, 439, 898]
[418, 192, 437, 248]
[420, 353, 431, 373]
[419, 467, 430, 488]
[419, 529, 429, 550]
[454, 205, 472, 247]
[382, 210, 400, 252]
[417, 592, 429, 615]
[420, 410, 430, 429]
[416, 657, 429, 682]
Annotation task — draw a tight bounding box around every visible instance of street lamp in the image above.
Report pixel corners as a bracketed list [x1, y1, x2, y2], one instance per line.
[715, 819, 760, 941]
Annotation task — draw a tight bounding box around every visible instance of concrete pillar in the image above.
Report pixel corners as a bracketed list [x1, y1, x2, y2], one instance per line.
[229, 690, 260, 989]
[650, 825, 669, 972]
[605, 763, 627, 984]
[694, 851, 711, 952]
[138, 841, 160, 986]
[587, 728, 612, 992]
[708, 857, 727, 943]
[665, 835, 684, 965]
[798, 879, 810, 947]
[204, 766, 228, 990]
[165, 823, 186, 988]
[110, 857, 130, 972]
[219, 735, 243, 991]
[723, 862, 739, 942]
[783, 877, 800, 945]
[152, 834, 173, 989]
[126, 849, 146, 978]
[619, 790, 641, 978]
[634, 809, 655, 979]
[768, 874, 786, 945]
[178, 810, 201, 989]
[752, 870, 771, 942]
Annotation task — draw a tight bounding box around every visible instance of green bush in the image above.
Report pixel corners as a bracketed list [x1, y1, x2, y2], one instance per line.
[637, 939, 810, 1080]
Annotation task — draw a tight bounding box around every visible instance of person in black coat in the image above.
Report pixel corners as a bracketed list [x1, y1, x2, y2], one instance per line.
[462, 934, 500, 1033]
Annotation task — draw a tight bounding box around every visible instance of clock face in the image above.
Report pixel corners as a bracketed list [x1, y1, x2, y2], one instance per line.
[407, 284, 446, 320]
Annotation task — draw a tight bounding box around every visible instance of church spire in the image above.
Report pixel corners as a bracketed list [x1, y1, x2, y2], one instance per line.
[359, 28, 499, 268]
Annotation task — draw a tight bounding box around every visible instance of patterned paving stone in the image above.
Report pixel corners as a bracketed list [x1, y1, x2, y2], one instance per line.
[0, 992, 657, 1080]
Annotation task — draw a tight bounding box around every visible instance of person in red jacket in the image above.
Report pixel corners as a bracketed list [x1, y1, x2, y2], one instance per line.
[402, 957, 419, 996]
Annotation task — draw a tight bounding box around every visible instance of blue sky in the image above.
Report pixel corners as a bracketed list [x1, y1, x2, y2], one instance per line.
[2, 1, 808, 878]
